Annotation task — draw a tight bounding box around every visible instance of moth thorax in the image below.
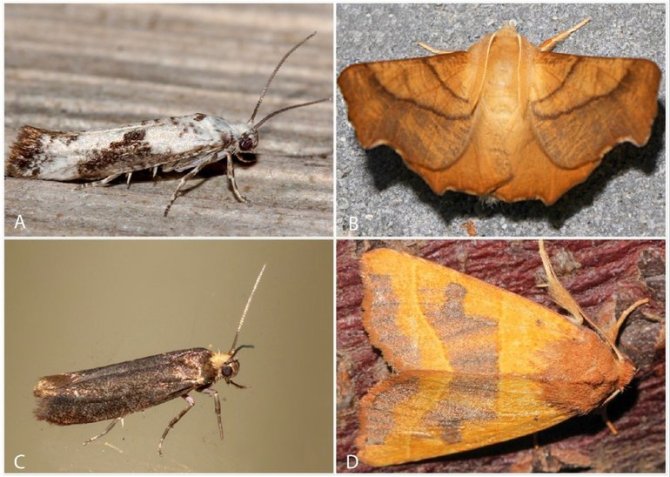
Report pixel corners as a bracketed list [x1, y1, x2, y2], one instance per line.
[210, 351, 240, 381]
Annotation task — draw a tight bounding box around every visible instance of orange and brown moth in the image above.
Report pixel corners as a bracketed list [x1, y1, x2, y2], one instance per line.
[338, 20, 661, 204]
[336, 241, 664, 472]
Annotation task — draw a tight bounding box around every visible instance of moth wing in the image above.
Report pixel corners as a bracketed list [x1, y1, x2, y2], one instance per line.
[356, 371, 576, 467]
[35, 349, 208, 390]
[529, 51, 660, 169]
[338, 50, 480, 172]
[361, 248, 578, 374]
[34, 349, 211, 424]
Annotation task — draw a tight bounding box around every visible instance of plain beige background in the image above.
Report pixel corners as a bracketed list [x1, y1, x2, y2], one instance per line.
[6, 240, 333, 472]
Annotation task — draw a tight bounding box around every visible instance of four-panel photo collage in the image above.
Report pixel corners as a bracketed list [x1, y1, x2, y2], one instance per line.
[4, 2, 666, 473]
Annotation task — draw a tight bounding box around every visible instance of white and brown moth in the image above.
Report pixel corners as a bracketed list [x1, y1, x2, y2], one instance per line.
[7, 33, 327, 216]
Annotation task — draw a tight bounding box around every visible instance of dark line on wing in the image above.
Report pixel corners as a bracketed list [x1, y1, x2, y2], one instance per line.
[533, 58, 634, 119]
[424, 59, 471, 103]
[363, 63, 472, 122]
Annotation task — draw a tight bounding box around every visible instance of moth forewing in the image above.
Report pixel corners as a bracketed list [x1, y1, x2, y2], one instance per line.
[33, 264, 267, 455]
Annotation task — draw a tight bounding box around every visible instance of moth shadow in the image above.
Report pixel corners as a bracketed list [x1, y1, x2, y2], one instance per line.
[364, 100, 664, 232]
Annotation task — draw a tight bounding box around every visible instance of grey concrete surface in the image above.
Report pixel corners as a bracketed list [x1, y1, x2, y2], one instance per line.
[336, 3, 665, 237]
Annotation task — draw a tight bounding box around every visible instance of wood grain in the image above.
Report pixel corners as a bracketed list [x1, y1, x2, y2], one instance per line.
[5, 4, 333, 237]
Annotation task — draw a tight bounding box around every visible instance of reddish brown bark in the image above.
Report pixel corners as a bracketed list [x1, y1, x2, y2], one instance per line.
[337, 240, 665, 472]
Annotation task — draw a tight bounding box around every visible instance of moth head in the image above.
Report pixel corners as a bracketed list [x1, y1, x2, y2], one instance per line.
[211, 351, 240, 381]
[222, 357, 240, 380]
[237, 130, 259, 152]
[601, 355, 636, 406]
[211, 345, 251, 384]
[503, 20, 518, 31]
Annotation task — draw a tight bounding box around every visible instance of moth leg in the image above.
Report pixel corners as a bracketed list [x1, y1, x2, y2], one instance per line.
[163, 163, 208, 217]
[83, 417, 123, 445]
[236, 154, 256, 164]
[539, 18, 590, 52]
[598, 407, 619, 434]
[530, 434, 549, 472]
[75, 173, 122, 190]
[227, 152, 248, 203]
[158, 394, 195, 456]
[126, 172, 133, 189]
[228, 379, 246, 389]
[200, 388, 224, 439]
[417, 42, 452, 55]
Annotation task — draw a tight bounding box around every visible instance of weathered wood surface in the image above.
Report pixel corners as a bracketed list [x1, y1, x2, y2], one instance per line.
[337, 240, 665, 472]
[5, 4, 333, 237]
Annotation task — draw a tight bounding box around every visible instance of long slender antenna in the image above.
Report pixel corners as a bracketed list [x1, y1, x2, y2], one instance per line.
[229, 264, 266, 352]
[248, 32, 317, 124]
[253, 97, 330, 129]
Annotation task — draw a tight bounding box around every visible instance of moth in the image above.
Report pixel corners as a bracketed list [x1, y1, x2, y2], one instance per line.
[338, 19, 661, 205]
[355, 242, 650, 467]
[33, 265, 266, 455]
[8, 33, 327, 216]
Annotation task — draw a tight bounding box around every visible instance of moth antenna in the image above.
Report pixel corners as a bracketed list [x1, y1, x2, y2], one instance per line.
[229, 264, 266, 353]
[249, 32, 316, 125]
[229, 344, 254, 360]
[253, 97, 330, 130]
[538, 240, 624, 361]
[609, 298, 649, 343]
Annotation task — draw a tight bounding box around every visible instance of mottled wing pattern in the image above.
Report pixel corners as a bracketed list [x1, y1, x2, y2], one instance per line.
[7, 115, 224, 180]
[356, 371, 573, 466]
[360, 247, 602, 373]
[529, 52, 660, 169]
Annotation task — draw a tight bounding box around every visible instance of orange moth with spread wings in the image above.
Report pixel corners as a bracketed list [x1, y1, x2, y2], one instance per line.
[356, 242, 649, 467]
[338, 20, 661, 204]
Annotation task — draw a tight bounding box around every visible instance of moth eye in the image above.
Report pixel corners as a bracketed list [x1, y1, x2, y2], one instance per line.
[222, 365, 234, 377]
[239, 137, 254, 151]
